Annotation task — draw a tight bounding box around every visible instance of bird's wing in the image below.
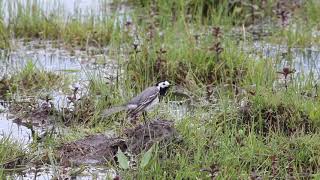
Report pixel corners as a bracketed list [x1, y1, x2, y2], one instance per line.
[127, 86, 159, 105]
[127, 86, 159, 115]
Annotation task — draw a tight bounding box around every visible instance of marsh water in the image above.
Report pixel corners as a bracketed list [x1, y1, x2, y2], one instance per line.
[0, 0, 320, 179]
[250, 42, 320, 78]
[3, 0, 130, 21]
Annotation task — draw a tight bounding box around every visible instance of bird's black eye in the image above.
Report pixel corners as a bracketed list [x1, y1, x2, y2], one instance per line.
[162, 83, 165, 86]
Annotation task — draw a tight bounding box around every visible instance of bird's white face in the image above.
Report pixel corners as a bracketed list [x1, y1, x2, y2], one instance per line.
[157, 80, 170, 89]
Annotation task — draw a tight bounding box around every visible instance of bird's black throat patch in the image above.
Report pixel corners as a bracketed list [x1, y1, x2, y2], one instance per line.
[159, 86, 169, 96]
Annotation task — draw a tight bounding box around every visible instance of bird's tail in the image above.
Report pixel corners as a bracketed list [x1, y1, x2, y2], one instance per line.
[101, 105, 128, 118]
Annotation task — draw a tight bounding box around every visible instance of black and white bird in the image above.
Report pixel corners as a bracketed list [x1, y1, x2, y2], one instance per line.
[101, 81, 170, 119]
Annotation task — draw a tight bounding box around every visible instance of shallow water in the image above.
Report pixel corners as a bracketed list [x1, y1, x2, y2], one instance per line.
[1, 40, 119, 81]
[2, 0, 131, 25]
[0, 113, 32, 147]
[10, 165, 117, 180]
[250, 42, 320, 79]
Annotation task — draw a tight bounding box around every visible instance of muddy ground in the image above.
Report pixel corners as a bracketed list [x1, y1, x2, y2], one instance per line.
[58, 119, 178, 167]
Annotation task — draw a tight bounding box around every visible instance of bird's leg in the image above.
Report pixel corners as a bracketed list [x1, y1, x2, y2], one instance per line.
[142, 111, 147, 124]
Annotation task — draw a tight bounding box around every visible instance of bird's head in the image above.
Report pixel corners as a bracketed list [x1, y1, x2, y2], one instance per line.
[156, 80, 170, 95]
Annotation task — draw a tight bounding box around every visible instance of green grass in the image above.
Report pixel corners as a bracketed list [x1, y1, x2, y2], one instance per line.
[0, 137, 26, 177]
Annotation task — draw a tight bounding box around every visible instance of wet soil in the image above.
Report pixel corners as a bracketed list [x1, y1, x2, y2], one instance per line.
[57, 119, 177, 167]
[124, 119, 177, 155]
[58, 136, 127, 166]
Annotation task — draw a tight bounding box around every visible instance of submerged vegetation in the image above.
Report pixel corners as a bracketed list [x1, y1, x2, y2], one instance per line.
[0, 0, 320, 179]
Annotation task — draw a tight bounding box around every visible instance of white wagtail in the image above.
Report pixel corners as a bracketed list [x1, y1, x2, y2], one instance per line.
[102, 81, 170, 119]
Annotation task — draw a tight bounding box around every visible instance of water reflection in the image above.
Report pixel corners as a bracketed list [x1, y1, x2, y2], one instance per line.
[249, 42, 320, 80]
[0, 113, 32, 147]
[0, 40, 119, 82]
[2, 0, 131, 24]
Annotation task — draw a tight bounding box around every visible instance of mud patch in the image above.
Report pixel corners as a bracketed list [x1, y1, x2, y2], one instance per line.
[57, 119, 177, 166]
[124, 119, 177, 155]
[58, 136, 126, 166]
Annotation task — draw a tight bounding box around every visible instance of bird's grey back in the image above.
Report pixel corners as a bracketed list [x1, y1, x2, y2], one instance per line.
[127, 86, 159, 106]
